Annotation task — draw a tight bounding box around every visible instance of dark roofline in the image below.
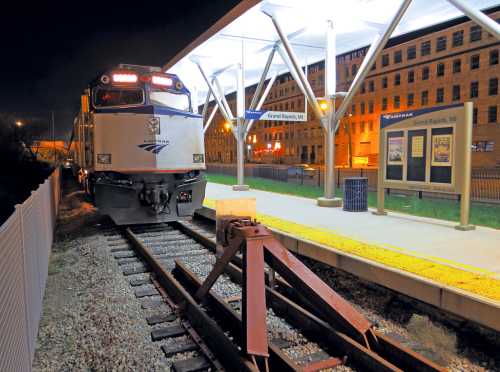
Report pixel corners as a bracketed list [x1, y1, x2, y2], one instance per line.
[337, 4, 500, 59]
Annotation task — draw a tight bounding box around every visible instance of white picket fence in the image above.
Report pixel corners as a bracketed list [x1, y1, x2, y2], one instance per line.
[0, 168, 61, 372]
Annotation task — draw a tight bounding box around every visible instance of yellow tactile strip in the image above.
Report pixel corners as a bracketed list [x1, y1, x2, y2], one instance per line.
[203, 198, 500, 301]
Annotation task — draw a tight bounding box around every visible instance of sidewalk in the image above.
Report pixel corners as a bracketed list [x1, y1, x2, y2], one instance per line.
[204, 182, 500, 301]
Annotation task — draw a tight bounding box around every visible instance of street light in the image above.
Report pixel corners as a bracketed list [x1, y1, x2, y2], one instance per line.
[15, 120, 23, 127]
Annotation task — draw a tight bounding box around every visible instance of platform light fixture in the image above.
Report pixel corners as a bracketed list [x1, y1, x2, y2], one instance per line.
[15, 120, 23, 127]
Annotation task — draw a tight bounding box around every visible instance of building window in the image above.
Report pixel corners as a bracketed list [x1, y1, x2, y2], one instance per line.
[437, 63, 445, 77]
[407, 45, 416, 60]
[421, 41, 431, 56]
[361, 121, 365, 132]
[489, 78, 498, 96]
[452, 85, 461, 101]
[470, 25, 482, 42]
[453, 59, 461, 73]
[473, 108, 478, 125]
[407, 70, 414, 83]
[394, 96, 400, 109]
[490, 50, 499, 65]
[422, 66, 430, 80]
[421, 91, 429, 105]
[368, 101, 374, 113]
[344, 66, 349, 78]
[368, 80, 375, 92]
[371, 62, 376, 71]
[488, 106, 497, 123]
[360, 102, 365, 114]
[369, 121, 374, 131]
[382, 98, 388, 111]
[470, 54, 480, 70]
[394, 50, 402, 64]
[351, 104, 356, 115]
[436, 88, 444, 103]
[382, 54, 389, 67]
[452, 30, 464, 47]
[382, 77, 388, 88]
[407, 93, 414, 107]
[436, 36, 447, 52]
[361, 82, 366, 94]
[394, 73, 401, 86]
[352, 64, 357, 76]
[470, 81, 479, 98]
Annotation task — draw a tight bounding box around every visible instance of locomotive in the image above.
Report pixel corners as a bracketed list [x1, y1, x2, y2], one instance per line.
[73, 64, 206, 225]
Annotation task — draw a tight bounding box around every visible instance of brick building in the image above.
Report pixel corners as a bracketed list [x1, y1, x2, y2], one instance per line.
[204, 6, 500, 168]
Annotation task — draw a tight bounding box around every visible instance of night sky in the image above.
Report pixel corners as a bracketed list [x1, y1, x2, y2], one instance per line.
[0, 0, 240, 138]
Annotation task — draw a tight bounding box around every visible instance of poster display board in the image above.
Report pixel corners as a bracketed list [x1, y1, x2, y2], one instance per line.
[375, 103, 474, 230]
[378, 104, 468, 193]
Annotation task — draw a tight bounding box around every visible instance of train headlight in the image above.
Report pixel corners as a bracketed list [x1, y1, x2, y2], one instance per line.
[97, 153, 112, 164]
[152, 75, 173, 86]
[112, 73, 138, 83]
[193, 154, 204, 163]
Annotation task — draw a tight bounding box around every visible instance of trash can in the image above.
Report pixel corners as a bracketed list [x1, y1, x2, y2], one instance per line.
[343, 177, 368, 212]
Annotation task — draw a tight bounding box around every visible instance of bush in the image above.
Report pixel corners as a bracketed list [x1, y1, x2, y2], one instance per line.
[0, 117, 53, 224]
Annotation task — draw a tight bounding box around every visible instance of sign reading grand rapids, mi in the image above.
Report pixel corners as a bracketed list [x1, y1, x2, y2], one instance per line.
[379, 103, 470, 194]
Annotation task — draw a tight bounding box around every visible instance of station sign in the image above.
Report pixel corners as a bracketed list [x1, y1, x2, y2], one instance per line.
[244, 109, 306, 122]
[379, 104, 468, 193]
[375, 103, 475, 230]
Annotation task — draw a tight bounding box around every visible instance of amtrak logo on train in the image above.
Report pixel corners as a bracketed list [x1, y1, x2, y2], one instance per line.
[148, 117, 160, 135]
[138, 141, 169, 154]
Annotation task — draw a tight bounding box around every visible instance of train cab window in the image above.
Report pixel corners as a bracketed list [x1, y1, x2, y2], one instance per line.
[94, 88, 144, 107]
[149, 89, 191, 112]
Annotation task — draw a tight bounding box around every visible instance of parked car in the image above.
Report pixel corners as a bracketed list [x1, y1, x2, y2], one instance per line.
[288, 164, 316, 179]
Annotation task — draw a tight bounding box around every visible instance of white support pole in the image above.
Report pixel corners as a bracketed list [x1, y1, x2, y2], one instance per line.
[276, 46, 308, 108]
[447, 0, 500, 40]
[247, 46, 276, 114]
[266, 12, 326, 123]
[233, 41, 249, 191]
[203, 102, 219, 134]
[201, 91, 211, 121]
[245, 73, 278, 136]
[334, 0, 413, 127]
[213, 76, 235, 121]
[195, 62, 233, 124]
[318, 19, 341, 207]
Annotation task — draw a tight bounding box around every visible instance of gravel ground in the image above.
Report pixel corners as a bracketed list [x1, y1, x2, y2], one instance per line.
[32, 190, 170, 371]
[304, 258, 500, 371]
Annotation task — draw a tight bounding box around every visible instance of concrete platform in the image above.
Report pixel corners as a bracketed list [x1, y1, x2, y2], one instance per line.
[202, 182, 500, 331]
[206, 182, 500, 276]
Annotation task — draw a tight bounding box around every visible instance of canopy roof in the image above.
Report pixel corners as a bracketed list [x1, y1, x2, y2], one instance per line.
[165, 0, 499, 104]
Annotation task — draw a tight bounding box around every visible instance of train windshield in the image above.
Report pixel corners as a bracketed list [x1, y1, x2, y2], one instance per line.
[149, 88, 190, 112]
[94, 88, 144, 107]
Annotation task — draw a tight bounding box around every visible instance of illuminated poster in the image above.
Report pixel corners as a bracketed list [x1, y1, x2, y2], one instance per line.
[411, 136, 424, 158]
[387, 136, 404, 165]
[431, 134, 453, 166]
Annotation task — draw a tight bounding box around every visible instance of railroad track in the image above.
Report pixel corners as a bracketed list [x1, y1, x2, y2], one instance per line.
[104, 217, 445, 371]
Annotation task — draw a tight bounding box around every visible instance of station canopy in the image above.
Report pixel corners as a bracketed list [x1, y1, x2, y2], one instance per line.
[165, 0, 498, 106]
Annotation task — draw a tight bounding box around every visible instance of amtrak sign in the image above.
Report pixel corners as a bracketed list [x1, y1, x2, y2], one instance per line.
[244, 109, 307, 122]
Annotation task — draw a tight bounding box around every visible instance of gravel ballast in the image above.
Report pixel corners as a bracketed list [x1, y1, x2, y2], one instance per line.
[32, 191, 169, 371]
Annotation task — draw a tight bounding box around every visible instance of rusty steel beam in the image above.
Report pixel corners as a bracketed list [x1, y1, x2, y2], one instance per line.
[174, 260, 299, 371]
[262, 238, 374, 348]
[243, 239, 269, 357]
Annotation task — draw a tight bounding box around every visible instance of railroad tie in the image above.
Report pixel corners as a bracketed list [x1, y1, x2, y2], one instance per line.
[122, 265, 148, 276]
[114, 250, 137, 259]
[129, 277, 151, 287]
[135, 286, 159, 298]
[161, 341, 199, 358]
[171, 356, 210, 372]
[146, 313, 177, 325]
[151, 324, 186, 341]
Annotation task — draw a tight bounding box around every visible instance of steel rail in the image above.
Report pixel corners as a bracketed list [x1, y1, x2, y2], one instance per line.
[124, 227, 256, 372]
